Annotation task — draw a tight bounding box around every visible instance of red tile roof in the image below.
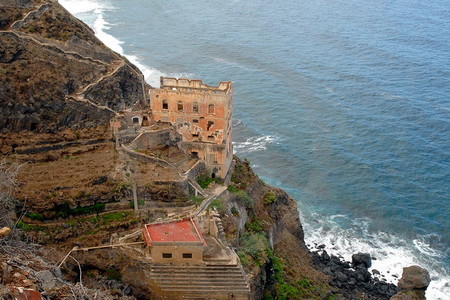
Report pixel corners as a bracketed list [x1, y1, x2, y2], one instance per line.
[143, 218, 206, 246]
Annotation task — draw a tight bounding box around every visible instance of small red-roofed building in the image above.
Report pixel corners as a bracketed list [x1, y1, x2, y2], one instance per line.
[143, 218, 207, 265]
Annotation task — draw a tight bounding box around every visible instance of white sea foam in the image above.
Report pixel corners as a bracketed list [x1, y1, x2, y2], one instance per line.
[59, 0, 105, 14]
[59, 0, 175, 87]
[302, 211, 450, 299]
[233, 135, 278, 154]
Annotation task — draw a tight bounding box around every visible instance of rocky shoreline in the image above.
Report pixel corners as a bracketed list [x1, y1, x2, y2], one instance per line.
[309, 244, 431, 299]
[310, 246, 399, 299]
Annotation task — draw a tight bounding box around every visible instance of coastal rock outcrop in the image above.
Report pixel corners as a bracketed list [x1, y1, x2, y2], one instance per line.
[391, 265, 430, 300]
[312, 248, 399, 299]
[352, 252, 372, 268]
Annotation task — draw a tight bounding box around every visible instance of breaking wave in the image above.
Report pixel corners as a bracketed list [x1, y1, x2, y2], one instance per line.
[301, 211, 450, 299]
[59, 0, 188, 87]
[233, 135, 279, 154]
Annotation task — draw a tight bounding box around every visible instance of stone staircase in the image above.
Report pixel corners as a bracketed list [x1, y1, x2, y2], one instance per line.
[147, 264, 250, 299]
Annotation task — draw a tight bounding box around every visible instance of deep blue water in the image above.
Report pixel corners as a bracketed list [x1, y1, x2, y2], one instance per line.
[61, 0, 450, 297]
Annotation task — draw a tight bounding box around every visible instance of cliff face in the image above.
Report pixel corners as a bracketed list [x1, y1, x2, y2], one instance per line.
[0, 0, 147, 135]
[0, 0, 153, 213]
[219, 158, 332, 299]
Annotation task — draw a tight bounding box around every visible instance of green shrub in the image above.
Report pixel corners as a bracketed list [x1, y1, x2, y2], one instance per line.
[227, 185, 239, 193]
[237, 250, 249, 267]
[231, 206, 239, 217]
[246, 218, 264, 233]
[238, 232, 269, 266]
[197, 174, 215, 189]
[263, 191, 277, 205]
[114, 182, 131, 193]
[100, 212, 128, 222]
[25, 212, 44, 221]
[190, 195, 204, 206]
[209, 198, 224, 212]
[236, 190, 253, 208]
[55, 203, 105, 218]
[105, 267, 121, 281]
[16, 221, 47, 232]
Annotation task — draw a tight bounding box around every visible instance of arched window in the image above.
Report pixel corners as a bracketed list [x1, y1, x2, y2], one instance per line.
[177, 101, 184, 112]
[193, 102, 199, 113]
[162, 99, 168, 110]
[208, 104, 215, 114]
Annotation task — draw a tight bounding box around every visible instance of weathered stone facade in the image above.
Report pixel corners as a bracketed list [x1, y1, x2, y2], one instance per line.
[150, 77, 233, 178]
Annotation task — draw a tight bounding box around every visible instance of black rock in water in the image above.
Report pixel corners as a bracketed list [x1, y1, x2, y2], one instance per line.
[352, 252, 372, 269]
[311, 250, 399, 299]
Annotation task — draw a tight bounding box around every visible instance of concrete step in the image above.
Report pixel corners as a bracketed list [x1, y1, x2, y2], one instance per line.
[150, 269, 244, 275]
[159, 279, 248, 286]
[160, 286, 250, 292]
[156, 278, 246, 284]
[149, 264, 239, 269]
[150, 275, 245, 282]
[150, 268, 243, 273]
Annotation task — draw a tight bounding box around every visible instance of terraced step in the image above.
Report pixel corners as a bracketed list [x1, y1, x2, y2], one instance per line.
[147, 263, 250, 299]
[151, 265, 240, 271]
[160, 281, 248, 287]
[156, 278, 246, 284]
[160, 286, 250, 292]
[150, 268, 243, 274]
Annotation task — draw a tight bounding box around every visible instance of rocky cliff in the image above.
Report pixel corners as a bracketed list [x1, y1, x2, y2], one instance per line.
[1, 1, 404, 299]
[0, 0, 154, 214]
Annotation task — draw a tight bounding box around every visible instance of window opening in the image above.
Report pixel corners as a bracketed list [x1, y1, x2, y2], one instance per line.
[193, 119, 199, 123]
[162, 99, 168, 110]
[132, 117, 139, 124]
[207, 121, 214, 131]
[162, 253, 172, 258]
[178, 101, 184, 112]
[142, 115, 149, 126]
[208, 104, 215, 114]
[182, 253, 193, 259]
[193, 102, 199, 113]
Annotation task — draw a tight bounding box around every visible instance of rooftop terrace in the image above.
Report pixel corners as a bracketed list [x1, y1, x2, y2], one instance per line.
[143, 218, 206, 246]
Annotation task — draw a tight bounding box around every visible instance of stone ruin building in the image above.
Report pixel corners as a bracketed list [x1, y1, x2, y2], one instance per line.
[150, 77, 234, 179]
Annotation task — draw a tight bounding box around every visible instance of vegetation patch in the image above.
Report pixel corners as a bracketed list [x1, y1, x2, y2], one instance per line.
[227, 184, 239, 193]
[236, 190, 253, 208]
[245, 217, 264, 233]
[196, 174, 215, 189]
[264, 251, 334, 300]
[263, 191, 277, 205]
[208, 198, 224, 212]
[16, 221, 47, 233]
[55, 203, 105, 218]
[237, 232, 270, 267]
[190, 195, 204, 206]
[105, 267, 121, 281]
[25, 212, 44, 221]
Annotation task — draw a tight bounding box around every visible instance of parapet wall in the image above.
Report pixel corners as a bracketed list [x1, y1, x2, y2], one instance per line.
[160, 77, 232, 94]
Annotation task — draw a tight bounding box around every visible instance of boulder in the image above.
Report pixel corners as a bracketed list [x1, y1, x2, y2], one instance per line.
[35, 270, 60, 290]
[390, 266, 430, 300]
[397, 266, 430, 290]
[352, 252, 372, 268]
[0, 227, 11, 238]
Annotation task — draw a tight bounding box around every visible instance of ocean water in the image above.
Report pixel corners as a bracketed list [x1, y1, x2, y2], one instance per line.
[60, 0, 450, 298]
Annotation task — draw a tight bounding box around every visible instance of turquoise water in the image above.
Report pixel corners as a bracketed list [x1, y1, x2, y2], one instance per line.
[61, 0, 449, 298]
